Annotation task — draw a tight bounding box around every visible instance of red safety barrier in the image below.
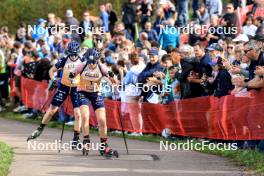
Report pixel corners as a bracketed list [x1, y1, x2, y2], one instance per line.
[254, 6, 264, 18]
[180, 34, 189, 45]
[20, 77, 264, 140]
[21, 78, 55, 112]
[10, 75, 16, 97]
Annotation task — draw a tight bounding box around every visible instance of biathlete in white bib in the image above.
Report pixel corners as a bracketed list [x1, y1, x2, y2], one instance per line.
[27, 41, 82, 147]
[73, 36, 118, 157]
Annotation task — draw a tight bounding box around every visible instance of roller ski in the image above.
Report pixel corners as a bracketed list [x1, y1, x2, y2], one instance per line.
[82, 137, 91, 156]
[99, 143, 119, 159]
[71, 132, 81, 150]
[27, 126, 44, 141]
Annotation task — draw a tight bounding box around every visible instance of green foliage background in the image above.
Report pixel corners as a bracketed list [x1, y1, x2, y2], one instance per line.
[0, 0, 124, 33]
[0, 0, 231, 33]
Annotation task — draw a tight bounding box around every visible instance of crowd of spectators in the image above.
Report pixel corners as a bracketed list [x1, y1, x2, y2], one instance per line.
[0, 0, 264, 146]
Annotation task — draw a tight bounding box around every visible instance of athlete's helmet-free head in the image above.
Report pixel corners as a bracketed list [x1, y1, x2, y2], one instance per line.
[67, 41, 80, 54]
[83, 48, 101, 64]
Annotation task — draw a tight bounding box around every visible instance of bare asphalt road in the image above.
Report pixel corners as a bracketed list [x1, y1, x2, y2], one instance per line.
[0, 117, 245, 176]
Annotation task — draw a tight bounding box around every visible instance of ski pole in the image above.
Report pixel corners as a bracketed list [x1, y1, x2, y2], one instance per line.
[58, 79, 72, 153]
[117, 103, 129, 155]
[58, 117, 66, 153]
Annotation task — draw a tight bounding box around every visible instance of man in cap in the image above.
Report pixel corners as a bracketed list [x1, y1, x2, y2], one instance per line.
[138, 48, 164, 102]
[138, 48, 164, 83]
[207, 58, 234, 97]
[206, 43, 224, 63]
[32, 18, 48, 41]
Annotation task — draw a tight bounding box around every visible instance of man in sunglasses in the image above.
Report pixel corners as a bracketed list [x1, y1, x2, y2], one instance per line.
[244, 38, 264, 81]
[233, 37, 264, 89]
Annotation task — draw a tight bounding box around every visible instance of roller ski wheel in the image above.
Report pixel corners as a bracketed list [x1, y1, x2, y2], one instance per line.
[27, 126, 43, 141]
[71, 136, 80, 150]
[82, 148, 89, 156]
[99, 146, 119, 158]
[82, 138, 90, 156]
[113, 150, 119, 158]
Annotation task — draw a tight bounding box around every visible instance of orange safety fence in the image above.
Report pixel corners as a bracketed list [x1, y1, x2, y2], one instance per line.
[20, 77, 264, 140]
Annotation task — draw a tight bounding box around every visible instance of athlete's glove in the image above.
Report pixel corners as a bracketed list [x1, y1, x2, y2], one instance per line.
[69, 72, 75, 79]
[108, 71, 115, 78]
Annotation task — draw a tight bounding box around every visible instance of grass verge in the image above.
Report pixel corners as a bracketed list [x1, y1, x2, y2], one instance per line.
[0, 111, 264, 174]
[201, 147, 264, 174]
[0, 141, 14, 176]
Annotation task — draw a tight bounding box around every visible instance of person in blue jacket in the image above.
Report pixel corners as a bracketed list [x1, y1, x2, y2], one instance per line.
[100, 4, 109, 32]
[159, 18, 180, 50]
[32, 18, 48, 42]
